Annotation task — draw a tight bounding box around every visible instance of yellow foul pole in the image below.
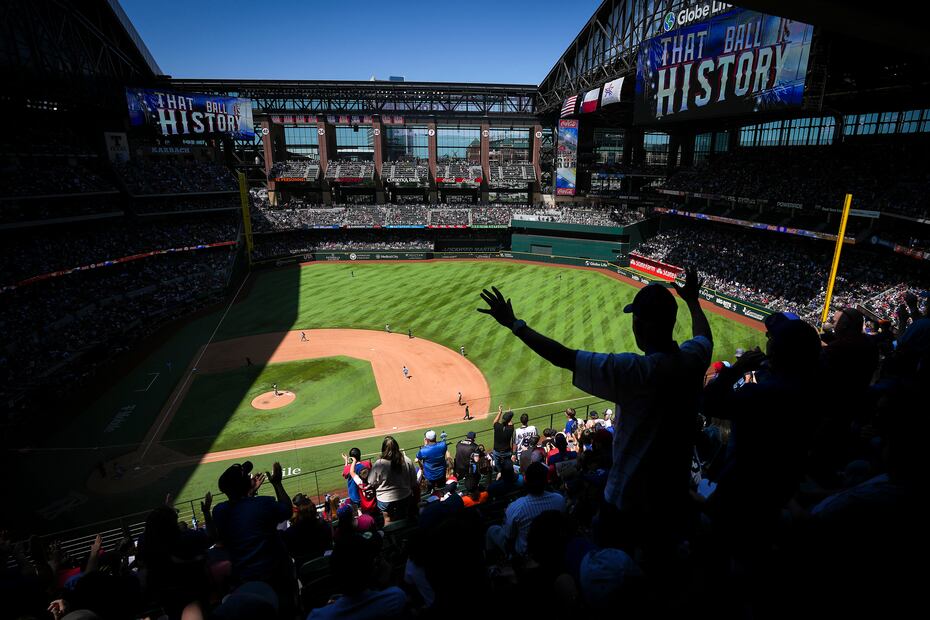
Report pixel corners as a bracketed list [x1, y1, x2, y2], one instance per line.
[820, 193, 853, 327]
[238, 172, 254, 266]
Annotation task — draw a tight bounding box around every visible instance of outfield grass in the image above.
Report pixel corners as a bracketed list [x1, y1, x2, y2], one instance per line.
[161, 358, 380, 455]
[25, 261, 767, 534]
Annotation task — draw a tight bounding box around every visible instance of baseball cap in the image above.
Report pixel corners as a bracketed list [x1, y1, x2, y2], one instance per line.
[425, 430, 437, 441]
[292, 493, 312, 507]
[623, 284, 677, 326]
[580, 548, 642, 608]
[217, 461, 253, 497]
[466, 431, 476, 440]
[764, 311, 800, 334]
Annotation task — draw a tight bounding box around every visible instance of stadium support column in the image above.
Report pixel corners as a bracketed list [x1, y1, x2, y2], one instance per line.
[263, 121, 285, 205]
[373, 119, 385, 204]
[318, 121, 335, 205]
[480, 122, 490, 203]
[675, 130, 695, 168]
[577, 121, 594, 199]
[428, 121, 438, 204]
[531, 123, 542, 204]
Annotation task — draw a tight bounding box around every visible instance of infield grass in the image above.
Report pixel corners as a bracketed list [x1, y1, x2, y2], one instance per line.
[161, 358, 379, 455]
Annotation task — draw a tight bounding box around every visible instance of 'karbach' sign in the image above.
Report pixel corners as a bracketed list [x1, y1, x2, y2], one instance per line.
[126, 88, 255, 139]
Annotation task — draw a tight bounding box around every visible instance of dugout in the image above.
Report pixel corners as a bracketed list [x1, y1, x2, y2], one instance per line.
[510, 220, 628, 261]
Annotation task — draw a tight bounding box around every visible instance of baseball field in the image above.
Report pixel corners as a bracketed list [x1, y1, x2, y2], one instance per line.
[22, 259, 766, 534]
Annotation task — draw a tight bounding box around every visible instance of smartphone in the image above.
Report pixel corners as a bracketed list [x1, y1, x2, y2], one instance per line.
[733, 371, 756, 391]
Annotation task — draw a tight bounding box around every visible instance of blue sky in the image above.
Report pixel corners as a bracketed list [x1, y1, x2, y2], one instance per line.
[120, 0, 601, 84]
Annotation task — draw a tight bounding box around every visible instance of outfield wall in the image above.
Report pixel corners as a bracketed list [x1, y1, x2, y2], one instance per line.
[256, 250, 773, 323]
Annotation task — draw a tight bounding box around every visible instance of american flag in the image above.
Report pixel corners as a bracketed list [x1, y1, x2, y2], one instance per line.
[561, 95, 579, 117]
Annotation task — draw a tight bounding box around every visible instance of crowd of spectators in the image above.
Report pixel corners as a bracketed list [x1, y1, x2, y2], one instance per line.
[435, 159, 482, 185]
[1, 217, 239, 285]
[383, 159, 428, 185]
[488, 161, 536, 188]
[428, 208, 469, 226]
[558, 205, 645, 227]
[324, 161, 375, 183]
[0, 163, 116, 197]
[270, 160, 321, 181]
[0, 196, 124, 225]
[133, 197, 240, 215]
[385, 205, 428, 226]
[253, 231, 434, 260]
[1, 246, 235, 413]
[662, 141, 930, 219]
[115, 161, 237, 195]
[6, 283, 923, 617]
[250, 199, 642, 231]
[635, 220, 930, 322]
[471, 205, 514, 225]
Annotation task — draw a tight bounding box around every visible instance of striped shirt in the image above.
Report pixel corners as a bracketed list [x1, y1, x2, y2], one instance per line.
[503, 491, 566, 556]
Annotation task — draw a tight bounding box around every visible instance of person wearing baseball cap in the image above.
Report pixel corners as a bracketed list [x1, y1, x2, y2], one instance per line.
[453, 431, 479, 479]
[416, 429, 449, 494]
[479, 269, 713, 560]
[211, 461, 295, 615]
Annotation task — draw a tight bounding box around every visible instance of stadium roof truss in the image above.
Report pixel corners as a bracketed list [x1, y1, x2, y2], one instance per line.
[169, 79, 538, 121]
[1, 0, 159, 106]
[537, 0, 722, 116]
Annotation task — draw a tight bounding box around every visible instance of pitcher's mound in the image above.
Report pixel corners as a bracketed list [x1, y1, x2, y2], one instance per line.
[252, 391, 296, 410]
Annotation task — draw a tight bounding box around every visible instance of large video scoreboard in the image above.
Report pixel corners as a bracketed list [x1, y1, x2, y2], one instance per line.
[634, 6, 814, 124]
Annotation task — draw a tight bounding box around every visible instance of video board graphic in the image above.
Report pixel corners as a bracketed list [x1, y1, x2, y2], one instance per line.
[634, 7, 814, 124]
[556, 119, 578, 196]
[126, 88, 255, 139]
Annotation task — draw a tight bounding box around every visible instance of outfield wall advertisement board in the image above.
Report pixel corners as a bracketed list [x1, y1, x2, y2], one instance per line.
[556, 119, 578, 196]
[628, 253, 684, 281]
[634, 7, 814, 124]
[126, 88, 255, 139]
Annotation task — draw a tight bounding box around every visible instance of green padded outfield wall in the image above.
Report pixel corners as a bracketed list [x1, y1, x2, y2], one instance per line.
[511, 233, 624, 261]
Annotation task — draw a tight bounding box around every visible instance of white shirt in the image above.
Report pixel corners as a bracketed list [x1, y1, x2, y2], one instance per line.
[513, 425, 538, 456]
[573, 336, 712, 513]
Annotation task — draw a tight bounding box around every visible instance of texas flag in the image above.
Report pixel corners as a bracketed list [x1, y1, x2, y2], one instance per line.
[580, 87, 600, 113]
[600, 77, 624, 107]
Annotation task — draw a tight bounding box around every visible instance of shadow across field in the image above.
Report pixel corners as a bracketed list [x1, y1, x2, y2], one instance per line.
[12, 263, 302, 535]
